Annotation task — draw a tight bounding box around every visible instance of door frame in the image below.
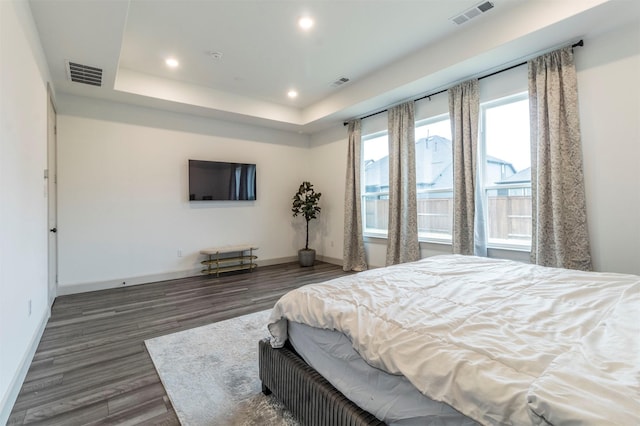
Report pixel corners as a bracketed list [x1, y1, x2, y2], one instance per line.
[47, 85, 58, 306]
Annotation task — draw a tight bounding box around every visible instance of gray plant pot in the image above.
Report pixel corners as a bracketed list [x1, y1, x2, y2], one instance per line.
[298, 249, 316, 267]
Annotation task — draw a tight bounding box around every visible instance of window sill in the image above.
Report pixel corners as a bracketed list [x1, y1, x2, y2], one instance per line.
[487, 243, 531, 253]
[364, 232, 453, 246]
[363, 233, 531, 259]
[363, 232, 387, 241]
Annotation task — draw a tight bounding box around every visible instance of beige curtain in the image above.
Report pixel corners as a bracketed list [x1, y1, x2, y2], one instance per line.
[448, 79, 480, 255]
[528, 47, 592, 271]
[386, 102, 420, 265]
[343, 120, 368, 272]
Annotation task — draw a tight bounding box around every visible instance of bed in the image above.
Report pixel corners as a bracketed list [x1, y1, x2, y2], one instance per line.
[260, 254, 640, 425]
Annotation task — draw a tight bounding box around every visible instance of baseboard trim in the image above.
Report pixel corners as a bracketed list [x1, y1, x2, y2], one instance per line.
[0, 306, 50, 425]
[56, 268, 202, 296]
[56, 256, 303, 296]
[258, 256, 298, 267]
[317, 255, 342, 266]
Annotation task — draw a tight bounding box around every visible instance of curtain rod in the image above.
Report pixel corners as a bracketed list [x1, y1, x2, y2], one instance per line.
[343, 39, 584, 126]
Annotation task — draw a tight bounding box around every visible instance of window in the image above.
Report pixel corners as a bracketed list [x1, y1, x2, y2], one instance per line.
[362, 131, 389, 235]
[361, 92, 532, 251]
[415, 116, 453, 241]
[362, 117, 454, 240]
[481, 93, 531, 249]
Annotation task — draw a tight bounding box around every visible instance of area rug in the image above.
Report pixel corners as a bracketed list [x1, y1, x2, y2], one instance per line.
[145, 310, 299, 425]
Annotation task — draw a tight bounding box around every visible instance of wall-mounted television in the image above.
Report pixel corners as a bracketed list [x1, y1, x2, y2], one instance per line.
[188, 160, 257, 201]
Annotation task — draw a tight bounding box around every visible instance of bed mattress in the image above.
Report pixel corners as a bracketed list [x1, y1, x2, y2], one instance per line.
[288, 321, 478, 426]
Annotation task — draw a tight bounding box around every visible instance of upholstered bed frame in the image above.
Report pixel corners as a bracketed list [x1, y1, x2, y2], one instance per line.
[258, 338, 386, 426]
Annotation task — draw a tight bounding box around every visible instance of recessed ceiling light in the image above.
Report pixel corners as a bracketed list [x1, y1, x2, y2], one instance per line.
[298, 17, 314, 30]
[287, 90, 298, 99]
[165, 58, 179, 68]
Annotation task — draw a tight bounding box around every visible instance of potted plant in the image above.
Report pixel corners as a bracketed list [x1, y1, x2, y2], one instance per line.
[292, 181, 322, 267]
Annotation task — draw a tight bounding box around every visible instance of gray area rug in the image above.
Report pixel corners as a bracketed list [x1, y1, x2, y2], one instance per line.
[145, 310, 299, 425]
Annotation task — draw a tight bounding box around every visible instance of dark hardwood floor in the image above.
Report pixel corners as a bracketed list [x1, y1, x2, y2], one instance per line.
[7, 261, 350, 425]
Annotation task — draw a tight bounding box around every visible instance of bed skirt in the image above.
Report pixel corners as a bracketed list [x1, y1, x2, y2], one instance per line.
[258, 338, 386, 426]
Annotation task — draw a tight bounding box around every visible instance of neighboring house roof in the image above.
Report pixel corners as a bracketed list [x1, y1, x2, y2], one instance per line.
[415, 136, 452, 188]
[496, 167, 531, 184]
[487, 155, 516, 171]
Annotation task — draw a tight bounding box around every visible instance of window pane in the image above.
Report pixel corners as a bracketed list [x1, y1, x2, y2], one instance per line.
[483, 96, 531, 247]
[415, 117, 453, 241]
[363, 133, 389, 234]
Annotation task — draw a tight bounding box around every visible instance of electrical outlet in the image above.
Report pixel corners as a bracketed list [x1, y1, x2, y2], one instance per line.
[177, 249, 183, 257]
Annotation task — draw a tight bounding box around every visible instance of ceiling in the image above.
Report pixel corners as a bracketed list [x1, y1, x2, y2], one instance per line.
[28, 0, 640, 134]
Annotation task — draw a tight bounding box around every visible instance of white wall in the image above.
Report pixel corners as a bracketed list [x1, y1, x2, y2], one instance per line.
[310, 20, 640, 274]
[307, 125, 349, 265]
[576, 21, 640, 275]
[56, 96, 313, 292]
[0, 0, 51, 422]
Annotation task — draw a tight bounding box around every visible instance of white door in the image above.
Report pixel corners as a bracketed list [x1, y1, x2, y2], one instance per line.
[47, 92, 58, 305]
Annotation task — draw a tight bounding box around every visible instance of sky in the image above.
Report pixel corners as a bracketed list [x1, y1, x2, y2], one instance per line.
[484, 97, 530, 171]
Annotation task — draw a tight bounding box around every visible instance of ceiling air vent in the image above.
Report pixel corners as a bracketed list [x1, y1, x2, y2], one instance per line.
[66, 61, 103, 87]
[451, 1, 494, 25]
[330, 77, 350, 88]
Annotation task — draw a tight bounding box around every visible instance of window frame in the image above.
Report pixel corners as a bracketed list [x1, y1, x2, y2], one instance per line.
[361, 130, 390, 238]
[414, 114, 453, 244]
[479, 92, 532, 251]
[360, 92, 532, 252]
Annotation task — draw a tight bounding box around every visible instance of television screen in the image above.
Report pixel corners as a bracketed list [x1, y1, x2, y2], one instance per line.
[188, 160, 257, 201]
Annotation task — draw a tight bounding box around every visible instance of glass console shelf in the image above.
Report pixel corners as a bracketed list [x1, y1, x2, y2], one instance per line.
[200, 245, 258, 277]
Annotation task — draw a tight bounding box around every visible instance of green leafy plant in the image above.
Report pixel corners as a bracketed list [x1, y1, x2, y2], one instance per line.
[291, 181, 322, 250]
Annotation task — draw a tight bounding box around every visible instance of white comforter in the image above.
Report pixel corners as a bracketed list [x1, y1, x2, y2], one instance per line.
[268, 255, 640, 425]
